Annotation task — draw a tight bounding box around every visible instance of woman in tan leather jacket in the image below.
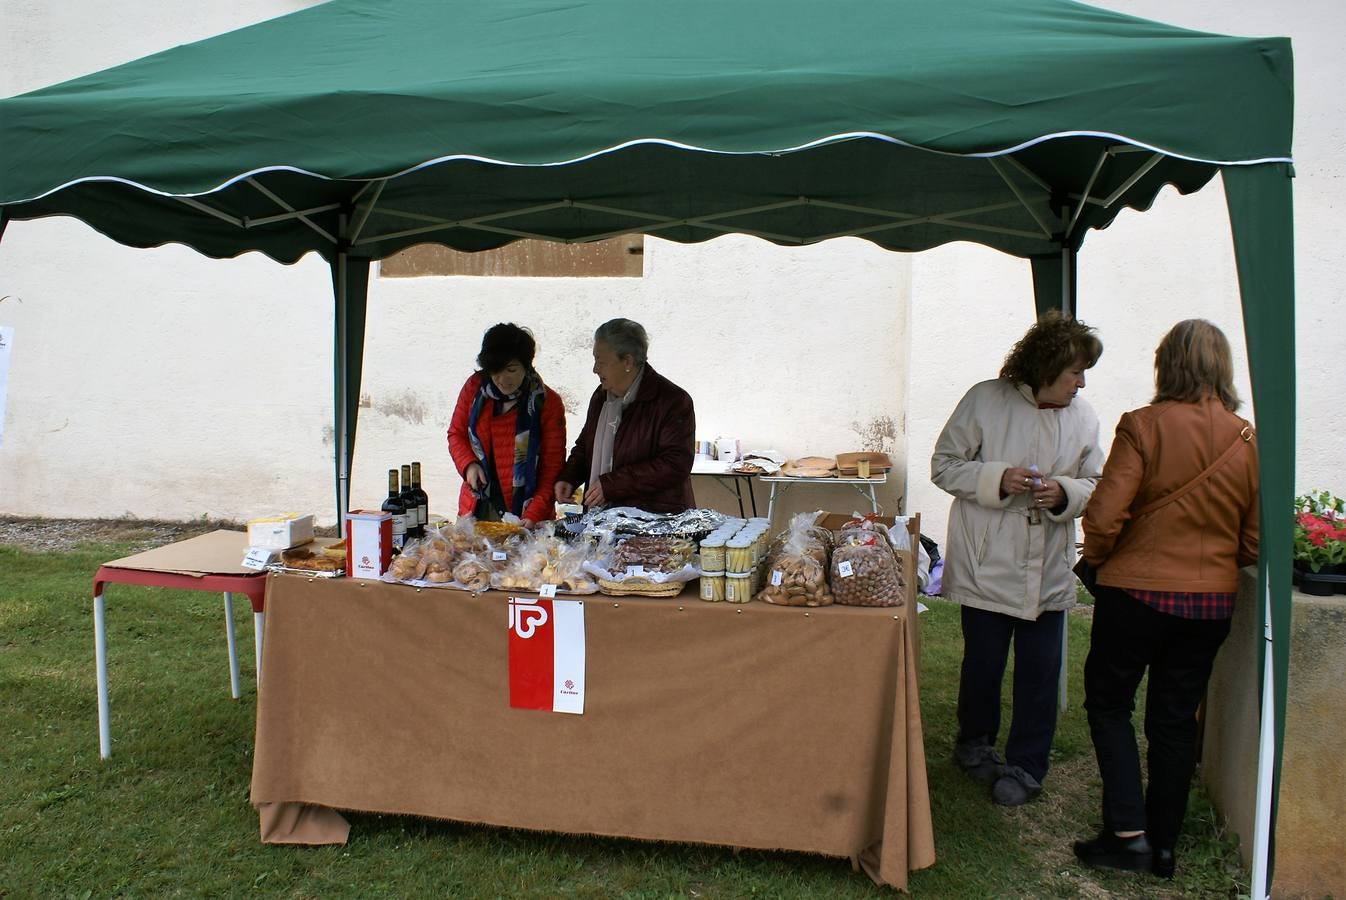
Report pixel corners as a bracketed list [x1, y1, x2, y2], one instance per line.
[1073, 319, 1258, 880]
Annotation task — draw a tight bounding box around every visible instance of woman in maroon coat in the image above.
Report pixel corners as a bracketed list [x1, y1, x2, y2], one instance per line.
[447, 323, 566, 526]
[554, 318, 696, 514]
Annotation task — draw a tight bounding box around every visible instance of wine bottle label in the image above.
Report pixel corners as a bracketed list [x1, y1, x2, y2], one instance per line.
[392, 514, 407, 537]
[418, 504, 428, 526]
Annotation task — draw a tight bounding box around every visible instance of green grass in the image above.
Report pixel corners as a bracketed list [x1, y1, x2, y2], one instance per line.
[0, 539, 1244, 898]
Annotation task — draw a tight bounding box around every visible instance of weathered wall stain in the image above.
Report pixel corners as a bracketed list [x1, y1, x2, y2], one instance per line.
[850, 415, 897, 454]
[554, 385, 581, 416]
[376, 390, 428, 425]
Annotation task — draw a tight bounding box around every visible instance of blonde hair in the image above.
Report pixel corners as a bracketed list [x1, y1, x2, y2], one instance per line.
[1153, 319, 1240, 411]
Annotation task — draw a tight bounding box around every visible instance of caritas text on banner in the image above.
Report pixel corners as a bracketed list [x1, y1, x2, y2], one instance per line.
[507, 596, 585, 714]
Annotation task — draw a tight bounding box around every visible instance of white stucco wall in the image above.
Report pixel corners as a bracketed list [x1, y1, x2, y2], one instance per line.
[1, 0, 1341, 543]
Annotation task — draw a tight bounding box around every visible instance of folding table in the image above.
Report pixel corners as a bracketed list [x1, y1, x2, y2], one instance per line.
[690, 458, 760, 517]
[92, 529, 267, 758]
[759, 472, 891, 522]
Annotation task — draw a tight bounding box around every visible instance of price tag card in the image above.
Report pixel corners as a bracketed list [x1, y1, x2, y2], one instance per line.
[837, 560, 854, 578]
[242, 547, 276, 571]
[770, 569, 783, 587]
[492, 550, 508, 562]
[625, 565, 645, 577]
[539, 583, 558, 598]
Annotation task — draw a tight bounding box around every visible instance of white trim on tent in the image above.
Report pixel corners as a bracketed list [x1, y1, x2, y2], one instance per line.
[7, 130, 1294, 207]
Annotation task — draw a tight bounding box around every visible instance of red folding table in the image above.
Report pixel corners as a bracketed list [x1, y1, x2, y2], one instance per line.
[92, 530, 267, 758]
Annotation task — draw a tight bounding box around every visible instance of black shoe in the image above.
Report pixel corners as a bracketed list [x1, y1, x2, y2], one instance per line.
[991, 765, 1042, 806]
[953, 739, 1007, 784]
[1151, 848, 1175, 879]
[1073, 830, 1153, 872]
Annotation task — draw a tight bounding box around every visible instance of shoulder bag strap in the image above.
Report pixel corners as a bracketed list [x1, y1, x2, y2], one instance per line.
[1133, 424, 1255, 518]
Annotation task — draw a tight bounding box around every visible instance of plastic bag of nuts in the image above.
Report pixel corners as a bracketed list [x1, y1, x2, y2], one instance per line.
[829, 538, 905, 607]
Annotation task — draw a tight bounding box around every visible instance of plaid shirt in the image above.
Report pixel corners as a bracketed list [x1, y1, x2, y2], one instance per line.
[1126, 589, 1236, 620]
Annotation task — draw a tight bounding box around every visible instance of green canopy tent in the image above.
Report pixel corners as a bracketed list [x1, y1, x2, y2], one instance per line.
[0, 0, 1293, 892]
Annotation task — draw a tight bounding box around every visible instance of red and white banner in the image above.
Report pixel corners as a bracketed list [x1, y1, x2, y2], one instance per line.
[507, 597, 585, 714]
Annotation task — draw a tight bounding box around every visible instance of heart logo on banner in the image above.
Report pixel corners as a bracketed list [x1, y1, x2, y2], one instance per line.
[508, 597, 549, 638]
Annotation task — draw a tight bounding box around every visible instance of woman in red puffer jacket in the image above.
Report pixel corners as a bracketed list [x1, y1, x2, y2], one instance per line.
[447, 323, 566, 526]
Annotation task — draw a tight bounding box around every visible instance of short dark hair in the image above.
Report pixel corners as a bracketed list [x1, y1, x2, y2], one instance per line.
[999, 310, 1102, 389]
[476, 323, 536, 374]
[1153, 319, 1240, 411]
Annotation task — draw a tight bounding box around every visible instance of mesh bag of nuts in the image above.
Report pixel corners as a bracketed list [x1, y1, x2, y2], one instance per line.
[829, 533, 906, 607]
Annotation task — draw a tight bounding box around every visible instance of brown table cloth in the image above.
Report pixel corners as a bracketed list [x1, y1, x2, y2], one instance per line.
[250, 574, 935, 890]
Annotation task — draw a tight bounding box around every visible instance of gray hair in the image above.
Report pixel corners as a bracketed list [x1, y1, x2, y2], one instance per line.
[594, 318, 649, 366]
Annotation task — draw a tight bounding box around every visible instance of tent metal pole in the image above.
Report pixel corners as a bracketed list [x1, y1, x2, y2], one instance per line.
[335, 225, 350, 528]
[1250, 581, 1276, 900]
[1060, 243, 1076, 315]
[1056, 236, 1074, 712]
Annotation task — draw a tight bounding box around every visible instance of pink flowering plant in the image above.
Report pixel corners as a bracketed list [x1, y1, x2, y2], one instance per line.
[1293, 490, 1346, 572]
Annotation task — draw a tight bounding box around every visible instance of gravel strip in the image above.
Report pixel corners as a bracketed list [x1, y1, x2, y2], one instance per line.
[0, 516, 336, 554]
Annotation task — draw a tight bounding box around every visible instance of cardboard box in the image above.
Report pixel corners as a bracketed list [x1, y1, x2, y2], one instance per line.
[246, 512, 315, 550]
[345, 509, 392, 579]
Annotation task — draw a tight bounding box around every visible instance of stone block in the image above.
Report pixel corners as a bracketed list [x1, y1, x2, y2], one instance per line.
[1203, 567, 1346, 898]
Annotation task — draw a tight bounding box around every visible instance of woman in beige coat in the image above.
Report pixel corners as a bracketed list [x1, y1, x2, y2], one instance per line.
[932, 311, 1104, 806]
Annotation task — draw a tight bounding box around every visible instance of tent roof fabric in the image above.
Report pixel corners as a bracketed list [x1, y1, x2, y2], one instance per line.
[0, 0, 1292, 263]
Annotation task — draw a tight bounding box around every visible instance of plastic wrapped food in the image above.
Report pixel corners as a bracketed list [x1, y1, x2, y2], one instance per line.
[389, 551, 428, 583]
[756, 515, 834, 607]
[830, 538, 905, 607]
[583, 533, 699, 596]
[442, 516, 485, 555]
[540, 541, 599, 594]
[452, 552, 493, 593]
[475, 517, 526, 542]
[607, 535, 696, 575]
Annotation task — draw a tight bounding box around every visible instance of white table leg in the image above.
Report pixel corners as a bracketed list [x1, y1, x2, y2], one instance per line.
[223, 592, 241, 699]
[867, 483, 879, 514]
[1058, 620, 1069, 711]
[94, 593, 110, 759]
[254, 611, 265, 686]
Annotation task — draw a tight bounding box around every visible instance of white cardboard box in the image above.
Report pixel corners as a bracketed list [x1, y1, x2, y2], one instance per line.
[246, 512, 315, 550]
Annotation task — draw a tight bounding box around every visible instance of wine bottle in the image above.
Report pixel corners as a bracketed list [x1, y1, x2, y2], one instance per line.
[383, 468, 408, 550]
[411, 461, 430, 536]
[399, 464, 419, 541]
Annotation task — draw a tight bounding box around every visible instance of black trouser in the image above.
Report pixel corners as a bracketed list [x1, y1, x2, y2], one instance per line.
[957, 604, 1065, 782]
[1083, 586, 1231, 850]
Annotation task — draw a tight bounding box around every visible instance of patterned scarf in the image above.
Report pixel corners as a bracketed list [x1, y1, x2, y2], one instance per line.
[466, 371, 546, 518]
